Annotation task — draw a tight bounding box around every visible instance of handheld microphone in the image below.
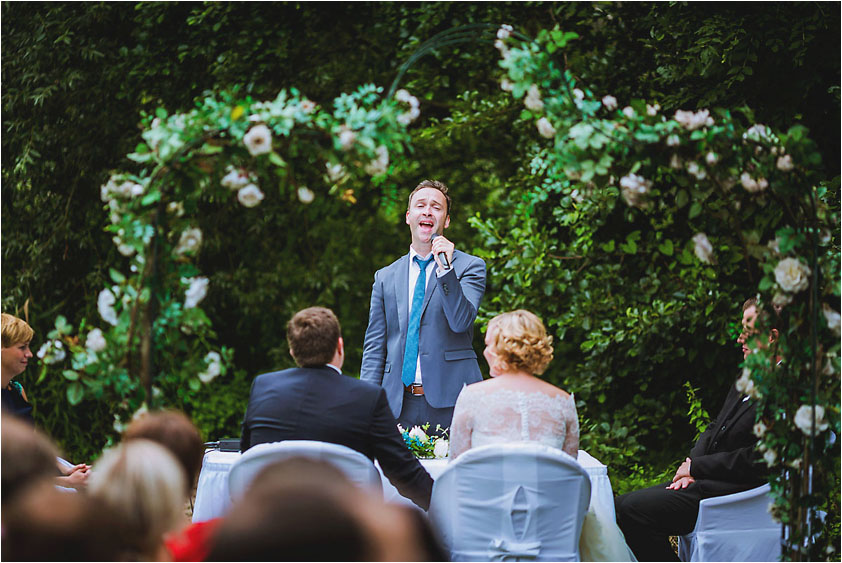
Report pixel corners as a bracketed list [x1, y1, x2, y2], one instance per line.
[430, 233, 451, 270]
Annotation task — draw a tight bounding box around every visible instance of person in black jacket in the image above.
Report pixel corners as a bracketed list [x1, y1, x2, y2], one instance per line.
[240, 306, 434, 510]
[615, 298, 773, 561]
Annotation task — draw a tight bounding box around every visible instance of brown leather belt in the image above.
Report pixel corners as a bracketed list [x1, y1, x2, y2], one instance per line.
[405, 383, 424, 396]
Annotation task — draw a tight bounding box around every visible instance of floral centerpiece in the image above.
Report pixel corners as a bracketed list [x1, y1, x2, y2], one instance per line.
[398, 423, 449, 459]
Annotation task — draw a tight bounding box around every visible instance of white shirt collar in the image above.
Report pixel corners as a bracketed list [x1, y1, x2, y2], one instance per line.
[409, 246, 433, 262]
[325, 364, 341, 374]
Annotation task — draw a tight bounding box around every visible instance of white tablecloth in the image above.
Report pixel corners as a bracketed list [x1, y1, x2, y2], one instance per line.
[192, 448, 615, 523]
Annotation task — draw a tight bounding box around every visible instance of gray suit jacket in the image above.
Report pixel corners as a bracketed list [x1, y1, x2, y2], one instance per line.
[360, 249, 486, 418]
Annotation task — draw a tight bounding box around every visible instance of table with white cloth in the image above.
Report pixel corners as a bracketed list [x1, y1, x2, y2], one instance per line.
[192, 448, 616, 523]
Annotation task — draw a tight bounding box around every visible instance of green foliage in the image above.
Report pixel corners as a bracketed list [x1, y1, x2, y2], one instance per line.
[683, 382, 711, 442]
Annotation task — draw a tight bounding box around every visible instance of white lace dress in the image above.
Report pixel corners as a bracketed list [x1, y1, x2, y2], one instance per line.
[448, 384, 637, 562]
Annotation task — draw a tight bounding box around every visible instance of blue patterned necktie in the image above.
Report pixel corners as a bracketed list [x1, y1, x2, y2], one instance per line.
[401, 255, 434, 387]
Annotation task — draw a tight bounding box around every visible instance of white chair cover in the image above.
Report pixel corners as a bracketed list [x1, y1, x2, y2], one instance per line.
[227, 440, 382, 501]
[679, 483, 780, 562]
[429, 442, 591, 562]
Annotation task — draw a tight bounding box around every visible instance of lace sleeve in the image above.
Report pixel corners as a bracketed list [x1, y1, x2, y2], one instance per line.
[562, 394, 579, 458]
[449, 386, 474, 461]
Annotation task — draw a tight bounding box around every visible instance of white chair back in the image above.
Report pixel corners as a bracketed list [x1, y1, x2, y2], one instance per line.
[679, 483, 780, 562]
[429, 442, 591, 562]
[227, 440, 383, 501]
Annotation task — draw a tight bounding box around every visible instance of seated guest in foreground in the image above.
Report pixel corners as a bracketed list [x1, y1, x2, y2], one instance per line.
[239, 306, 434, 510]
[450, 310, 635, 562]
[449, 309, 578, 459]
[1, 313, 91, 489]
[615, 298, 772, 561]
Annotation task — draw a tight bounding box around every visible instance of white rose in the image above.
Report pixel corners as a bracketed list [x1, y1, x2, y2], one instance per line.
[338, 128, 356, 151]
[572, 88, 585, 102]
[501, 78, 514, 92]
[221, 168, 251, 190]
[740, 172, 768, 193]
[674, 109, 711, 131]
[753, 421, 767, 438]
[772, 292, 792, 308]
[536, 117, 556, 139]
[494, 39, 509, 57]
[364, 145, 390, 176]
[433, 439, 450, 458]
[325, 162, 347, 183]
[524, 84, 544, 111]
[763, 448, 777, 467]
[297, 187, 315, 204]
[646, 103, 660, 116]
[496, 24, 513, 39]
[686, 161, 707, 180]
[666, 135, 680, 147]
[822, 304, 840, 336]
[86, 328, 107, 353]
[98, 289, 119, 326]
[705, 152, 718, 165]
[36, 340, 65, 365]
[299, 99, 316, 113]
[397, 106, 421, 126]
[735, 368, 751, 393]
[622, 106, 635, 119]
[183, 277, 209, 309]
[744, 124, 771, 143]
[243, 124, 273, 156]
[774, 257, 810, 293]
[776, 155, 794, 172]
[198, 351, 222, 384]
[237, 184, 265, 208]
[175, 227, 203, 256]
[408, 426, 429, 443]
[794, 404, 829, 436]
[619, 173, 652, 208]
[601, 95, 618, 110]
[692, 233, 714, 264]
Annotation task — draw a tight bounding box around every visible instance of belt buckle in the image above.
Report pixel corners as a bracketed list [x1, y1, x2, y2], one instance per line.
[407, 383, 424, 396]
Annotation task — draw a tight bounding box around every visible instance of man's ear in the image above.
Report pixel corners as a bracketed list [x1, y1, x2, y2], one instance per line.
[444, 214, 451, 230]
[337, 336, 344, 356]
[769, 328, 779, 344]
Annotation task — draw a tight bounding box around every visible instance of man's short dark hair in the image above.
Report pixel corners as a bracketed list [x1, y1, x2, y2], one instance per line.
[742, 297, 757, 312]
[408, 179, 451, 216]
[287, 307, 341, 367]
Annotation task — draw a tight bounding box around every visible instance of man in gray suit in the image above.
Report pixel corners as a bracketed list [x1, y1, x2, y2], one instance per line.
[361, 180, 486, 433]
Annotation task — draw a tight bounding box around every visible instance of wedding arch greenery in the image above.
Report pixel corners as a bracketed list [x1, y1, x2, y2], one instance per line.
[24, 15, 839, 561]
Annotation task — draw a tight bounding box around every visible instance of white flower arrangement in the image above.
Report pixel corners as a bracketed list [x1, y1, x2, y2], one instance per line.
[198, 351, 222, 384]
[774, 257, 810, 293]
[794, 404, 829, 436]
[85, 328, 107, 353]
[692, 233, 714, 264]
[395, 89, 421, 125]
[243, 124, 273, 156]
[536, 117, 556, 139]
[183, 276, 209, 309]
[237, 184, 265, 208]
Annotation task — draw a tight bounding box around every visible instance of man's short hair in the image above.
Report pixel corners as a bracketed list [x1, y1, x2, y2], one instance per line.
[408, 180, 451, 216]
[742, 297, 758, 312]
[2, 313, 34, 348]
[287, 307, 341, 367]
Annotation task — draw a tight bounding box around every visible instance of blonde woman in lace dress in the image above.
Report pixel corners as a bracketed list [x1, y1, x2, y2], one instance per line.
[449, 310, 636, 562]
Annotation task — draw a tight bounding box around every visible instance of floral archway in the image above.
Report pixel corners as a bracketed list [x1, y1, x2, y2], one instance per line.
[37, 23, 838, 560]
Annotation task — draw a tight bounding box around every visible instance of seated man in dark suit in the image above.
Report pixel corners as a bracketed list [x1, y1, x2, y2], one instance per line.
[239, 306, 434, 510]
[615, 297, 773, 561]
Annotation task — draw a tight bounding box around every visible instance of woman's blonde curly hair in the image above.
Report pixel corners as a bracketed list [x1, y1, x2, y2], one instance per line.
[487, 310, 554, 375]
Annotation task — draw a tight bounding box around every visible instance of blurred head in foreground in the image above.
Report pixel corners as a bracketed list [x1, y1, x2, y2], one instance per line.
[207, 457, 446, 561]
[2, 481, 124, 561]
[123, 409, 204, 494]
[88, 439, 187, 560]
[1, 413, 59, 507]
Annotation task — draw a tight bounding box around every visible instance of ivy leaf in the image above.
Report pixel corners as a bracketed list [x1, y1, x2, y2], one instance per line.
[109, 268, 126, 284]
[62, 369, 79, 381]
[658, 239, 674, 256]
[689, 202, 703, 219]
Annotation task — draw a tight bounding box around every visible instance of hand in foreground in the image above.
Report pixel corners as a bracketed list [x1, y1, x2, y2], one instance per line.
[431, 235, 454, 270]
[672, 457, 692, 481]
[666, 476, 695, 490]
[57, 464, 91, 490]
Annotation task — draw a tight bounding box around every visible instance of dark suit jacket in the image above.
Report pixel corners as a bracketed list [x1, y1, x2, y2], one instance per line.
[689, 384, 768, 497]
[239, 365, 434, 510]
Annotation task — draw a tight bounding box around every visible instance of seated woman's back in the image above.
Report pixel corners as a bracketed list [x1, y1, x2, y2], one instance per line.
[450, 376, 578, 459]
[449, 310, 579, 460]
